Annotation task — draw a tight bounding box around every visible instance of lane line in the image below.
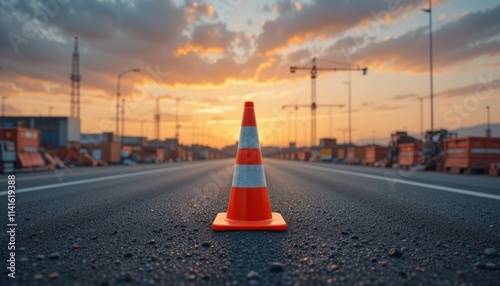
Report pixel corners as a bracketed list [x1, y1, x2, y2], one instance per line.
[276, 161, 500, 201]
[0, 165, 156, 182]
[0, 163, 210, 196]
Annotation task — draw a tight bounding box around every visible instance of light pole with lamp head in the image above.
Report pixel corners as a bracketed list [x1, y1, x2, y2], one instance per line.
[486, 106, 491, 137]
[417, 97, 423, 140]
[116, 68, 140, 141]
[422, 0, 434, 134]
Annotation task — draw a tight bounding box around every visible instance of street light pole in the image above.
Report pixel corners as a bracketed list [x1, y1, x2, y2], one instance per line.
[121, 98, 126, 138]
[1, 96, 7, 140]
[329, 107, 333, 138]
[343, 70, 352, 144]
[486, 106, 491, 137]
[417, 97, 423, 140]
[422, 0, 434, 133]
[295, 106, 298, 145]
[116, 68, 140, 140]
[49, 106, 54, 117]
[141, 120, 146, 138]
[2, 96, 7, 117]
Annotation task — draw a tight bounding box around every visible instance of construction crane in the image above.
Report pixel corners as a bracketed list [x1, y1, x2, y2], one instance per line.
[290, 58, 367, 147]
[69, 36, 81, 119]
[283, 103, 344, 144]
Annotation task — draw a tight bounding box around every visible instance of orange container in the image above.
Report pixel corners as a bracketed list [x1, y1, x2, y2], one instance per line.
[1, 127, 40, 152]
[338, 149, 346, 159]
[445, 137, 500, 173]
[298, 150, 311, 161]
[398, 142, 422, 168]
[347, 147, 365, 165]
[365, 146, 388, 165]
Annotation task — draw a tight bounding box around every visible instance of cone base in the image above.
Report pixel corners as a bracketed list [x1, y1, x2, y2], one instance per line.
[212, 212, 287, 231]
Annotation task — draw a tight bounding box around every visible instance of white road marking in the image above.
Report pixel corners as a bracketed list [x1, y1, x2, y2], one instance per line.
[285, 163, 500, 201]
[0, 164, 202, 196]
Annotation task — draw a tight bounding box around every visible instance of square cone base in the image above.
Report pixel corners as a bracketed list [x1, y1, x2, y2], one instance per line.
[212, 212, 287, 231]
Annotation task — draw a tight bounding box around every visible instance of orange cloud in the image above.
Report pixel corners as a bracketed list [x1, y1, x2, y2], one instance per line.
[175, 43, 225, 57]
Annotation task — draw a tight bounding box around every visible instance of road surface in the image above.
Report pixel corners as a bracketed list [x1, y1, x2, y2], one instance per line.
[1, 159, 499, 285]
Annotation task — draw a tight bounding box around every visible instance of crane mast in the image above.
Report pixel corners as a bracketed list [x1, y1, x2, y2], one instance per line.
[290, 58, 367, 147]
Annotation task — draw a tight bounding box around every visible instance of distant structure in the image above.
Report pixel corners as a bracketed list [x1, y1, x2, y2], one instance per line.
[155, 97, 160, 141]
[175, 96, 183, 141]
[70, 36, 81, 119]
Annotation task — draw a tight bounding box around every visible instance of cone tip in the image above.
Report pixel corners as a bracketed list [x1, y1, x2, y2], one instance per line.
[244, 101, 254, 108]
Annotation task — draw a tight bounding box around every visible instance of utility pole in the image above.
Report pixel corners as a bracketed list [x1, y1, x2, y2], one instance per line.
[2, 96, 7, 118]
[192, 120, 197, 146]
[343, 70, 353, 144]
[175, 97, 183, 142]
[486, 106, 491, 137]
[283, 103, 344, 142]
[422, 0, 434, 133]
[302, 122, 307, 147]
[1, 96, 7, 140]
[141, 120, 146, 138]
[287, 112, 291, 145]
[121, 98, 126, 138]
[294, 106, 298, 145]
[290, 58, 367, 147]
[417, 97, 424, 140]
[155, 97, 160, 141]
[116, 68, 140, 138]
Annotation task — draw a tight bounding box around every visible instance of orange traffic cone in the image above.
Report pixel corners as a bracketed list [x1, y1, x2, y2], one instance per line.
[212, 101, 287, 231]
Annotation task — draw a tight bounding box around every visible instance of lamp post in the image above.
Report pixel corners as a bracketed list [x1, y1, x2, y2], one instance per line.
[141, 120, 146, 138]
[121, 98, 126, 139]
[2, 95, 7, 118]
[48, 106, 54, 117]
[422, 0, 434, 133]
[343, 70, 352, 144]
[486, 106, 491, 137]
[116, 68, 140, 138]
[1, 96, 7, 140]
[417, 97, 424, 140]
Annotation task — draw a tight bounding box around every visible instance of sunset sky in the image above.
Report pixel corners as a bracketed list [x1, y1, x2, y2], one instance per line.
[1, 0, 499, 148]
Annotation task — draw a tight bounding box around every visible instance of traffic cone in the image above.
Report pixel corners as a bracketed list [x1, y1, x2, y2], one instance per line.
[212, 101, 287, 231]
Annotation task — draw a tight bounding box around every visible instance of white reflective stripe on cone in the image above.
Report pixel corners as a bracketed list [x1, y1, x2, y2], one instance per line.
[232, 164, 267, 188]
[238, 127, 260, 149]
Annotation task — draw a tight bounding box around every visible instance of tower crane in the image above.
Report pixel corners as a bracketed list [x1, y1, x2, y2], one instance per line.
[290, 58, 367, 146]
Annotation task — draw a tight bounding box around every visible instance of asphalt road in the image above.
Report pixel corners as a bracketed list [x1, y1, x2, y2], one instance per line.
[1, 159, 500, 285]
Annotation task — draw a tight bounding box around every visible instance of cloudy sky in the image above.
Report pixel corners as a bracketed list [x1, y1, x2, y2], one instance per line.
[0, 0, 499, 147]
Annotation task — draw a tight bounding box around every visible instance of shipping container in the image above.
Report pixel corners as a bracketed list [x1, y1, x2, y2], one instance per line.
[298, 150, 311, 161]
[1, 127, 40, 152]
[320, 148, 333, 161]
[319, 138, 336, 148]
[99, 142, 121, 164]
[320, 138, 338, 157]
[168, 150, 179, 162]
[490, 163, 500, 176]
[1, 127, 46, 168]
[398, 142, 422, 169]
[444, 137, 500, 174]
[365, 146, 388, 166]
[347, 147, 365, 165]
[338, 148, 346, 159]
